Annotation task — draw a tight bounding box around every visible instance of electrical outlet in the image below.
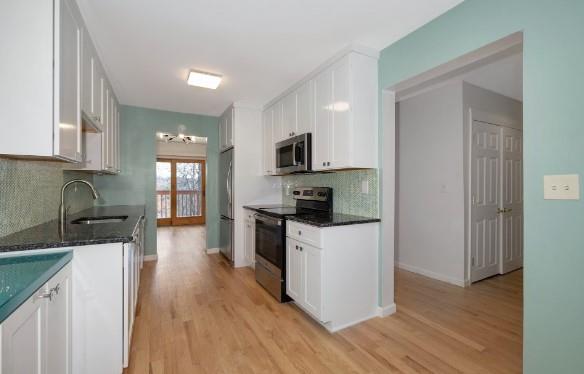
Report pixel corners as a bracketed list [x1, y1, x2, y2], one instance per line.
[361, 180, 369, 194]
[544, 174, 580, 200]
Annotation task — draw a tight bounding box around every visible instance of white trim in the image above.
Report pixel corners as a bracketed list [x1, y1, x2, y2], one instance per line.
[396, 262, 466, 287]
[206, 247, 220, 254]
[326, 312, 380, 333]
[390, 32, 522, 95]
[377, 303, 397, 318]
[143, 254, 158, 262]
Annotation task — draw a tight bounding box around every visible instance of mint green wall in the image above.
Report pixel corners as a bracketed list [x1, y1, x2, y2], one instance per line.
[94, 105, 219, 255]
[378, 1, 584, 372]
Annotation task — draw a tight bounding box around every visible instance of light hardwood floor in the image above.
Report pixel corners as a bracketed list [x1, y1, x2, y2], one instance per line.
[124, 226, 523, 374]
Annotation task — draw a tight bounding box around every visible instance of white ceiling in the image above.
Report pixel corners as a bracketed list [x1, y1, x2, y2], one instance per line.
[76, 0, 463, 116]
[462, 52, 523, 101]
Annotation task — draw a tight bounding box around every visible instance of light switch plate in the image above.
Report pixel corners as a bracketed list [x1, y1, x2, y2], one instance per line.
[544, 174, 580, 200]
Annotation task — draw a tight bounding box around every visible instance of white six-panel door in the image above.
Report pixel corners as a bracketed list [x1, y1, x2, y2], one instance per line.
[470, 120, 523, 283]
[501, 127, 524, 273]
[471, 120, 501, 282]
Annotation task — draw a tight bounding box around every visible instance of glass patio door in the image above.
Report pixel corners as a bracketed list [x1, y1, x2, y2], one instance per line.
[156, 159, 206, 226]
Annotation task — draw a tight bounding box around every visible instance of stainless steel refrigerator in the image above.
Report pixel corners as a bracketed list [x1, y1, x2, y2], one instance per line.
[219, 148, 233, 262]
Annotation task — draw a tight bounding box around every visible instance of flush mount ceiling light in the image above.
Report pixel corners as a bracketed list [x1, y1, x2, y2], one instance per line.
[187, 70, 222, 89]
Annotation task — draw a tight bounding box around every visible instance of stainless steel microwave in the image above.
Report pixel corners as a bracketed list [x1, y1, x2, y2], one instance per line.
[275, 133, 312, 174]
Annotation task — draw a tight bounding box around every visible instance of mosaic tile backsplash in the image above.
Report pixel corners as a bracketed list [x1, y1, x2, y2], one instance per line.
[0, 157, 95, 237]
[282, 169, 379, 217]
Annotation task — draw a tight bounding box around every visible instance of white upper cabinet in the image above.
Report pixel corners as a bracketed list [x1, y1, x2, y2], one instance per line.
[0, 0, 121, 171]
[262, 109, 275, 175]
[82, 29, 104, 130]
[313, 68, 333, 170]
[0, 0, 84, 162]
[262, 48, 378, 175]
[282, 93, 297, 138]
[296, 80, 315, 136]
[219, 107, 234, 151]
[272, 102, 284, 143]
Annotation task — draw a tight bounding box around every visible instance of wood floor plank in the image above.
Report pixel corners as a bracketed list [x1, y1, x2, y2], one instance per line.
[123, 226, 523, 374]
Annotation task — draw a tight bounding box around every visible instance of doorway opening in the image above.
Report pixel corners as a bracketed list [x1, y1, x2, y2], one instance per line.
[156, 159, 206, 226]
[155, 133, 207, 227]
[382, 32, 524, 372]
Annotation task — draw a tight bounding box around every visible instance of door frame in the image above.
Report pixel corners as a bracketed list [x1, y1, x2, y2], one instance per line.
[156, 158, 206, 226]
[381, 33, 523, 311]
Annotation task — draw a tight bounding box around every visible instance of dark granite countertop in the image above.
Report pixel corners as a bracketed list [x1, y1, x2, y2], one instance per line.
[287, 213, 380, 227]
[0, 251, 72, 323]
[244, 204, 380, 227]
[0, 205, 145, 253]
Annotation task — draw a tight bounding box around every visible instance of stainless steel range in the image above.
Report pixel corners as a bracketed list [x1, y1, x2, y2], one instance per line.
[253, 187, 333, 302]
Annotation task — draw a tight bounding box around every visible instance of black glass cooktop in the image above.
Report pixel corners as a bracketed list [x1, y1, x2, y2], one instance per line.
[258, 207, 318, 217]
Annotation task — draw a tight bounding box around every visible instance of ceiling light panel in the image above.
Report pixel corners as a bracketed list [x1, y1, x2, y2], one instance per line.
[187, 70, 222, 89]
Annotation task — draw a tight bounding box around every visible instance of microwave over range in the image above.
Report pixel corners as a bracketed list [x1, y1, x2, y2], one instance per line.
[275, 133, 312, 174]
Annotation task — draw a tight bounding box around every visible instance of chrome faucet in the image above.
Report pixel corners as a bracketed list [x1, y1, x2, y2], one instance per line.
[59, 179, 100, 227]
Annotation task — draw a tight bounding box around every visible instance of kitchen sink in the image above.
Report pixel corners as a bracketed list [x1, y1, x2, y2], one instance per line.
[70, 215, 128, 224]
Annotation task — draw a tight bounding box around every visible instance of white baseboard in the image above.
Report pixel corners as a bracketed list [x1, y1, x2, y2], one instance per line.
[377, 303, 397, 318]
[144, 254, 158, 262]
[396, 262, 466, 287]
[327, 311, 380, 333]
[206, 247, 220, 254]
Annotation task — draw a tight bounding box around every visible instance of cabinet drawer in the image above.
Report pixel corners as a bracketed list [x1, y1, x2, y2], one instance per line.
[287, 221, 322, 248]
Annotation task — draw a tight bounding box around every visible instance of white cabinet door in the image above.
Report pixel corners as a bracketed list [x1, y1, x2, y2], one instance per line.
[272, 102, 284, 143]
[72, 244, 123, 374]
[123, 243, 136, 368]
[219, 116, 226, 150]
[1, 289, 45, 374]
[262, 109, 274, 175]
[296, 80, 314, 136]
[226, 108, 234, 149]
[46, 264, 72, 374]
[55, 0, 82, 162]
[301, 243, 324, 321]
[330, 57, 352, 168]
[286, 239, 303, 301]
[313, 68, 332, 171]
[81, 28, 93, 120]
[282, 93, 297, 138]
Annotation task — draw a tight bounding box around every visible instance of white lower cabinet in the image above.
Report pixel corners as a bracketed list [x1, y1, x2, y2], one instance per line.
[287, 238, 324, 320]
[286, 221, 379, 332]
[1, 263, 72, 374]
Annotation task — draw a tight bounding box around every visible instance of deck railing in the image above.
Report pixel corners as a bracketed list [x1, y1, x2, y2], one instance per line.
[156, 190, 201, 219]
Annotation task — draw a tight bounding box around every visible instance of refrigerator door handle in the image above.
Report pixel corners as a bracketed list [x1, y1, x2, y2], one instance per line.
[227, 160, 233, 206]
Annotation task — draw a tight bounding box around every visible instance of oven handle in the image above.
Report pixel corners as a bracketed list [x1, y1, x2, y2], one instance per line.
[254, 213, 282, 226]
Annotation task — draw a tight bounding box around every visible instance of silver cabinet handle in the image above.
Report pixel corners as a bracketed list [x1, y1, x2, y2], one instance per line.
[52, 283, 61, 295]
[298, 230, 301, 235]
[299, 246, 303, 252]
[327, 162, 330, 166]
[322, 162, 325, 166]
[37, 290, 53, 302]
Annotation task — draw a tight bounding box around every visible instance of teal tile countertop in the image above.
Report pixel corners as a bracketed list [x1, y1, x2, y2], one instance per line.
[0, 251, 72, 323]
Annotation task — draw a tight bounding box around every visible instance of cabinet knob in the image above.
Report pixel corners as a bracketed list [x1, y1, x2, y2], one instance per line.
[322, 162, 326, 166]
[295, 245, 299, 250]
[327, 162, 330, 166]
[299, 246, 303, 252]
[298, 230, 302, 235]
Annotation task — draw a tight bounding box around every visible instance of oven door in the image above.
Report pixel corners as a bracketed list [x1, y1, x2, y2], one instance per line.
[276, 133, 311, 174]
[254, 214, 284, 268]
